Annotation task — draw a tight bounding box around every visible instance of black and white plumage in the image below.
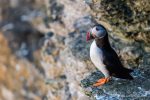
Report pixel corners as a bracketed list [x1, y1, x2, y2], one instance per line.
[86, 24, 133, 81]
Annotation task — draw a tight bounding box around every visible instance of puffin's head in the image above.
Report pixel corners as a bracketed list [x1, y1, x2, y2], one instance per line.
[86, 24, 107, 41]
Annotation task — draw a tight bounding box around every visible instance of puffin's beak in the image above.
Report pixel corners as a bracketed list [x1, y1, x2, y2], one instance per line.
[86, 31, 94, 41]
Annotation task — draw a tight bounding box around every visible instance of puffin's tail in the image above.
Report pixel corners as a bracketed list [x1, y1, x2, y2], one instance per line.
[114, 69, 134, 80]
[116, 73, 133, 80]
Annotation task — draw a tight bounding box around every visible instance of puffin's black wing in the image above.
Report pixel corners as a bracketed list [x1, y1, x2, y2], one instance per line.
[102, 48, 133, 80]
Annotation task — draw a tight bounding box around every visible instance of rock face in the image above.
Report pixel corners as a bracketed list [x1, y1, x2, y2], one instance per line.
[63, 31, 150, 99]
[0, 32, 47, 100]
[0, 0, 150, 100]
[62, 0, 150, 99]
[0, 0, 47, 100]
[88, 0, 150, 44]
[49, 0, 150, 99]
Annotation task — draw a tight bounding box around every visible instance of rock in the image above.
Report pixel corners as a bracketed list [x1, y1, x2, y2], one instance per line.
[45, 0, 91, 35]
[41, 34, 72, 100]
[0, 0, 150, 100]
[61, 29, 150, 99]
[87, 0, 150, 45]
[1, 86, 15, 100]
[39, 0, 150, 99]
[0, 33, 47, 100]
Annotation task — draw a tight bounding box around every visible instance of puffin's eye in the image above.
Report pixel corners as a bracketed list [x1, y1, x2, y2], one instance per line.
[96, 27, 99, 31]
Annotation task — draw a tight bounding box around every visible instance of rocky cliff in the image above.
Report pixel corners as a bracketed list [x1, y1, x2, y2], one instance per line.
[45, 0, 150, 99]
[0, 0, 150, 100]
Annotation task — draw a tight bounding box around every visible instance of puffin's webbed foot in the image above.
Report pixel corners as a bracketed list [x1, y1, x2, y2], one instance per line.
[93, 77, 110, 87]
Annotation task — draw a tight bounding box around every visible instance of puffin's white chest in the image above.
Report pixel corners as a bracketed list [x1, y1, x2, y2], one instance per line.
[90, 40, 110, 77]
[90, 40, 104, 67]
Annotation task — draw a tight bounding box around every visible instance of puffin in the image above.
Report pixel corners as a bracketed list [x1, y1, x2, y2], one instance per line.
[86, 24, 133, 87]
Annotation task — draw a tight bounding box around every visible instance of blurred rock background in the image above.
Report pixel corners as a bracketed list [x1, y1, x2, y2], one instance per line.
[0, 0, 150, 100]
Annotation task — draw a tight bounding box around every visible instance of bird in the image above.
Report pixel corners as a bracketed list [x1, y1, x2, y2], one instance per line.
[86, 24, 133, 87]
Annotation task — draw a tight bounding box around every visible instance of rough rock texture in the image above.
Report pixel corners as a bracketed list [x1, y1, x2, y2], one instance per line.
[42, 0, 95, 99]
[88, 0, 150, 45]
[44, 0, 91, 35]
[0, 0, 47, 100]
[41, 34, 71, 100]
[0, 0, 150, 100]
[47, 0, 150, 99]
[59, 0, 150, 99]
[0, 33, 47, 100]
[63, 31, 150, 99]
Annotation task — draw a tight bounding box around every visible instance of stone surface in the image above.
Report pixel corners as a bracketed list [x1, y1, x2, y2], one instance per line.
[0, 0, 47, 100]
[57, 0, 150, 99]
[62, 29, 150, 99]
[0, 0, 150, 100]
[0, 33, 47, 100]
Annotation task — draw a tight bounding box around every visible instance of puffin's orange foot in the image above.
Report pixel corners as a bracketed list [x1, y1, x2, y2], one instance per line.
[93, 77, 110, 87]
